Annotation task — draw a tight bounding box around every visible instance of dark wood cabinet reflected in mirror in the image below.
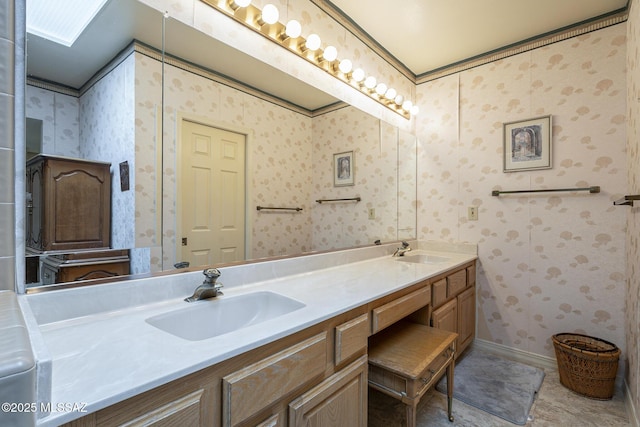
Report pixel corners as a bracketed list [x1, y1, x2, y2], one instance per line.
[22, 0, 416, 290]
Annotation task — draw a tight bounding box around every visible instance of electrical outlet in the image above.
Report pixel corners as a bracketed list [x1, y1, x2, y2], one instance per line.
[368, 208, 376, 220]
[468, 206, 478, 221]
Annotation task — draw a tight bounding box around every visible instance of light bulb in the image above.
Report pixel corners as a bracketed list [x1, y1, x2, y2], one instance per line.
[364, 76, 377, 89]
[402, 100, 413, 111]
[305, 34, 321, 51]
[352, 68, 365, 82]
[338, 59, 353, 74]
[410, 105, 420, 115]
[230, 0, 251, 8]
[385, 88, 397, 100]
[323, 46, 338, 62]
[394, 95, 404, 105]
[261, 4, 279, 24]
[285, 20, 301, 38]
[375, 83, 387, 96]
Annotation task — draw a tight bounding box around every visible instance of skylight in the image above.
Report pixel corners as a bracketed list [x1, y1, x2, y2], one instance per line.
[26, 0, 109, 46]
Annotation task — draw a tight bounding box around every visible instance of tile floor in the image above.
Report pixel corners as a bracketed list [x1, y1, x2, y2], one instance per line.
[368, 353, 630, 427]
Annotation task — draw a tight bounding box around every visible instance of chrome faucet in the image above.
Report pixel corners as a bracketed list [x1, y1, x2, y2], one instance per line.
[185, 268, 224, 302]
[392, 241, 412, 257]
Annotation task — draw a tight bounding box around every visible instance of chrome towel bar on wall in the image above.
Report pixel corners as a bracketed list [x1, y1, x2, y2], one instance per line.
[315, 197, 361, 204]
[491, 186, 600, 197]
[256, 206, 303, 212]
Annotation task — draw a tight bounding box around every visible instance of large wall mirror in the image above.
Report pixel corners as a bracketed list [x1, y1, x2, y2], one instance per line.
[22, 0, 416, 291]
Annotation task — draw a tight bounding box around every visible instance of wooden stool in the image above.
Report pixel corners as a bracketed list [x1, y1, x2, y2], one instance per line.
[368, 321, 457, 427]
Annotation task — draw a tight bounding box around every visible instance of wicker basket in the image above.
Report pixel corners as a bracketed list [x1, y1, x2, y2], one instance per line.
[552, 333, 620, 400]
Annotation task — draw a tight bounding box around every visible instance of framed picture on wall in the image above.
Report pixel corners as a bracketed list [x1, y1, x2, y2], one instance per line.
[334, 151, 354, 186]
[503, 115, 552, 172]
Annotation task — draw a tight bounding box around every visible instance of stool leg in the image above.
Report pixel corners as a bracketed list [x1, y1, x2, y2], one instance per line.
[447, 360, 455, 422]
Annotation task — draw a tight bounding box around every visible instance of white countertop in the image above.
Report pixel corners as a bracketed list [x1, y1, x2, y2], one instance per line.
[20, 241, 476, 426]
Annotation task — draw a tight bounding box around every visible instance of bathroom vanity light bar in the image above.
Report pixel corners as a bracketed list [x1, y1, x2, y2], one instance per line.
[201, 0, 417, 119]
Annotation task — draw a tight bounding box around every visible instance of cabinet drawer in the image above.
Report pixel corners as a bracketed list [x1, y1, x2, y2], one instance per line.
[432, 278, 447, 307]
[222, 332, 327, 426]
[372, 286, 431, 334]
[447, 269, 467, 297]
[335, 313, 369, 365]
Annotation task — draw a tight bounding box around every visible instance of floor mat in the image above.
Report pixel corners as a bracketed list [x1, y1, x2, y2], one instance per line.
[436, 349, 545, 425]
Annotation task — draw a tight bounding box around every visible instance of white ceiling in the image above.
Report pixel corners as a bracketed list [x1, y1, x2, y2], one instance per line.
[329, 0, 628, 76]
[26, 0, 629, 111]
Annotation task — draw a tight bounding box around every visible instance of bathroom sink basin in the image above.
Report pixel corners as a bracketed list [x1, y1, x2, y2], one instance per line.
[146, 291, 305, 341]
[396, 254, 450, 264]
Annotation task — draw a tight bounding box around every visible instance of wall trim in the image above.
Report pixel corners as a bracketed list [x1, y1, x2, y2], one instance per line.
[472, 338, 557, 371]
[626, 380, 640, 427]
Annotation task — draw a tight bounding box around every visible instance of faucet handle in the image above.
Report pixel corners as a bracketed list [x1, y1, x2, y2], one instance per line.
[203, 268, 222, 283]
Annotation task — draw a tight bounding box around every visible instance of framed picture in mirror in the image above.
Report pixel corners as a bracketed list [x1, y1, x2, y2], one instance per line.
[334, 151, 354, 186]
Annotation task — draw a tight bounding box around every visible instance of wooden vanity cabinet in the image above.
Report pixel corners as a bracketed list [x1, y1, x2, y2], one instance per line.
[26, 154, 111, 252]
[59, 261, 476, 427]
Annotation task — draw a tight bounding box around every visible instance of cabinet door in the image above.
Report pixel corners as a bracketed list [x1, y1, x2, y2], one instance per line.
[431, 298, 457, 334]
[44, 157, 112, 251]
[457, 286, 476, 354]
[289, 356, 367, 427]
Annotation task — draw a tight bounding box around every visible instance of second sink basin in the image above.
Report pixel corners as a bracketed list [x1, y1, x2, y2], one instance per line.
[397, 254, 450, 264]
[146, 291, 305, 341]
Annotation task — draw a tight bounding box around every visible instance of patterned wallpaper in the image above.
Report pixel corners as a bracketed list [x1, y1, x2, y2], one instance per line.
[79, 55, 136, 252]
[25, 86, 80, 157]
[626, 0, 640, 417]
[133, 52, 163, 272]
[416, 24, 628, 366]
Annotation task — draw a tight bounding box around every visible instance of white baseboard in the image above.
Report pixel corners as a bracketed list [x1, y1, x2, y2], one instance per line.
[471, 338, 557, 371]
[626, 380, 640, 427]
